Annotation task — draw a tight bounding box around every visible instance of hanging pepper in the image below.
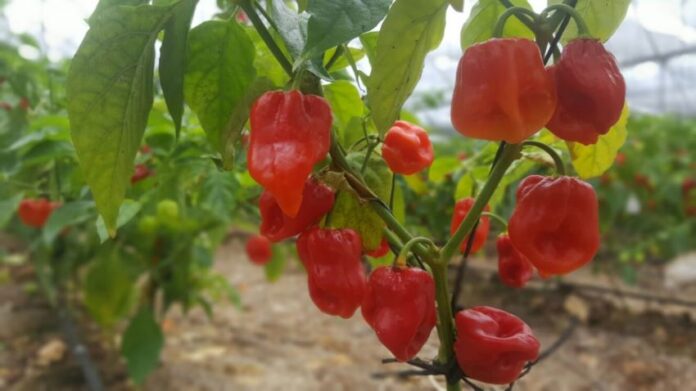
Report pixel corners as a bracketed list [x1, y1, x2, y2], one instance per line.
[247, 90, 332, 217]
[497, 234, 533, 288]
[381, 120, 434, 175]
[546, 39, 626, 145]
[683, 178, 696, 217]
[451, 38, 557, 144]
[18, 198, 60, 228]
[366, 238, 390, 258]
[508, 175, 600, 276]
[130, 163, 152, 184]
[297, 227, 366, 318]
[361, 266, 437, 362]
[450, 197, 491, 254]
[259, 177, 335, 242]
[245, 234, 272, 265]
[454, 306, 540, 385]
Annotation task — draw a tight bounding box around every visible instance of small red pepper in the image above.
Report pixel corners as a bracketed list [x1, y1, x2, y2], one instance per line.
[130, 164, 152, 184]
[0, 102, 11, 111]
[245, 234, 272, 265]
[450, 197, 490, 254]
[508, 175, 600, 276]
[259, 177, 335, 242]
[682, 178, 696, 217]
[381, 120, 434, 175]
[454, 306, 540, 385]
[18, 97, 30, 111]
[546, 39, 625, 145]
[297, 227, 366, 318]
[247, 90, 332, 217]
[18, 198, 60, 228]
[366, 238, 390, 258]
[496, 234, 533, 289]
[361, 266, 437, 362]
[451, 38, 556, 144]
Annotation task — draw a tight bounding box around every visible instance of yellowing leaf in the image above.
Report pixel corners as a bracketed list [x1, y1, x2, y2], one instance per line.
[568, 104, 629, 179]
[404, 173, 428, 195]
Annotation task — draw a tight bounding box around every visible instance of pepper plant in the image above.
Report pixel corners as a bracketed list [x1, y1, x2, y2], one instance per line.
[65, 0, 631, 388]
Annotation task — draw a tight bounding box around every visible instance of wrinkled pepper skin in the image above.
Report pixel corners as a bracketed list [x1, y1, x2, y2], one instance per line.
[496, 234, 533, 288]
[382, 120, 434, 175]
[454, 306, 540, 385]
[245, 234, 272, 265]
[508, 175, 600, 276]
[18, 198, 60, 228]
[450, 197, 491, 254]
[546, 39, 625, 145]
[361, 266, 437, 361]
[366, 238, 390, 258]
[297, 227, 366, 318]
[451, 38, 556, 144]
[248, 90, 332, 217]
[259, 178, 335, 242]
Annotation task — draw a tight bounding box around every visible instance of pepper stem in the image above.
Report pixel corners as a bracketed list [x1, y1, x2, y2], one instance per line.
[540, 3, 591, 37]
[397, 237, 437, 268]
[522, 140, 566, 176]
[481, 211, 509, 230]
[492, 7, 540, 38]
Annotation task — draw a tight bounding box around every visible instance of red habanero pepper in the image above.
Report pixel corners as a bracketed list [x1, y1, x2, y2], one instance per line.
[245, 234, 272, 265]
[451, 38, 556, 144]
[546, 39, 626, 145]
[508, 175, 600, 276]
[496, 234, 533, 289]
[450, 197, 490, 254]
[366, 238, 390, 258]
[18, 198, 60, 228]
[130, 164, 152, 184]
[361, 266, 437, 362]
[247, 90, 332, 218]
[259, 177, 335, 242]
[297, 227, 366, 318]
[381, 120, 434, 175]
[683, 178, 696, 217]
[454, 306, 540, 385]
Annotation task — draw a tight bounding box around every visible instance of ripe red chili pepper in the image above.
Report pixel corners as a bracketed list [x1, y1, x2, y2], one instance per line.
[297, 227, 366, 318]
[247, 90, 332, 217]
[450, 197, 490, 254]
[366, 238, 390, 258]
[139, 145, 152, 154]
[18, 97, 30, 111]
[496, 234, 533, 289]
[454, 306, 539, 385]
[381, 120, 434, 175]
[259, 177, 335, 242]
[130, 164, 152, 184]
[361, 266, 437, 361]
[245, 234, 272, 265]
[18, 198, 60, 228]
[682, 178, 696, 217]
[451, 38, 556, 144]
[0, 102, 11, 111]
[508, 175, 600, 276]
[546, 39, 625, 145]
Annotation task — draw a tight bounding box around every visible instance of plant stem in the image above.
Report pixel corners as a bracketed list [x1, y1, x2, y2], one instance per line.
[522, 140, 566, 175]
[240, 0, 293, 77]
[441, 143, 522, 263]
[431, 260, 460, 391]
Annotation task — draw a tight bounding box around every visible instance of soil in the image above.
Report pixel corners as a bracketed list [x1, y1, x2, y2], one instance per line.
[1, 238, 696, 391]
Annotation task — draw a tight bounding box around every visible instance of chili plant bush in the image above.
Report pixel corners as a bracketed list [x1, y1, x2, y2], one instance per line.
[19, 0, 635, 388]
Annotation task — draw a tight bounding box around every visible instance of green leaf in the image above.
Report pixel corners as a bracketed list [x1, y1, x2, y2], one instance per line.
[0, 193, 23, 228]
[264, 244, 287, 282]
[159, 0, 198, 135]
[324, 46, 365, 71]
[96, 200, 142, 242]
[359, 31, 379, 65]
[20, 140, 75, 166]
[90, 0, 148, 20]
[454, 174, 474, 200]
[84, 251, 137, 326]
[449, 0, 464, 12]
[184, 20, 256, 165]
[548, 0, 630, 42]
[43, 201, 95, 243]
[429, 156, 459, 184]
[121, 308, 163, 384]
[367, 0, 447, 133]
[67, 3, 180, 233]
[200, 169, 237, 219]
[268, 0, 308, 59]
[460, 0, 534, 50]
[323, 80, 368, 147]
[247, 27, 290, 87]
[568, 104, 629, 179]
[303, 0, 391, 58]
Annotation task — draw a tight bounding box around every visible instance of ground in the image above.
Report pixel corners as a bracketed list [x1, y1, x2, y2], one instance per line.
[2, 239, 696, 391]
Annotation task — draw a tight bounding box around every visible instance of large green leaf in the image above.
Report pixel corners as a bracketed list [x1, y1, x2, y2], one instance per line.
[323, 80, 368, 147]
[43, 201, 95, 243]
[67, 3, 180, 233]
[549, 0, 630, 42]
[121, 308, 163, 384]
[0, 193, 23, 228]
[460, 0, 534, 50]
[184, 20, 256, 166]
[367, 0, 447, 133]
[96, 199, 142, 242]
[268, 0, 308, 59]
[200, 169, 237, 220]
[159, 0, 198, 135]
[83, 251, 137, 326]
[264, 244, 287, 282]
[303, 0, 391, 58]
